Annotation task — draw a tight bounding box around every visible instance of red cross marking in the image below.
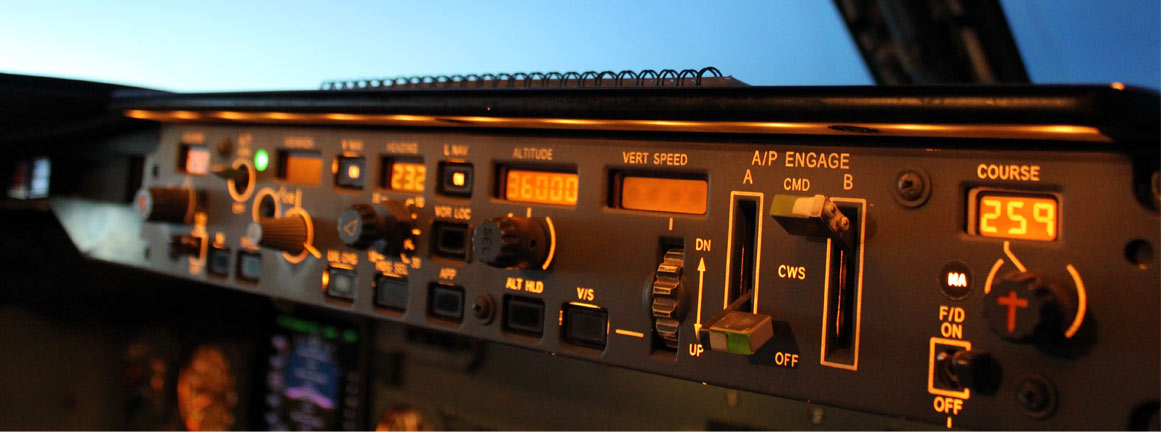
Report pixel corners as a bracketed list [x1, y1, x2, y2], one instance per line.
[997, 290, 1029, 333]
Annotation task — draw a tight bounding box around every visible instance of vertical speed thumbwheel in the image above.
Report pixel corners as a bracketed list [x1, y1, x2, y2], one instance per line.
[650, 248, 686, 350]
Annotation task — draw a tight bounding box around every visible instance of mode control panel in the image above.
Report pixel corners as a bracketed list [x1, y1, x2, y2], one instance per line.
[123, 124, 1159, 430]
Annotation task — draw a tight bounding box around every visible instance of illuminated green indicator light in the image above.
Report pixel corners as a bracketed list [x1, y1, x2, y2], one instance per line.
[254, 149, 270, 172]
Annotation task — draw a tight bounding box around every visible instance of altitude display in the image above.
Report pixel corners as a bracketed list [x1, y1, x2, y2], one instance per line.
[975, 192, 1058, 241]
[504, 169, 578, 205]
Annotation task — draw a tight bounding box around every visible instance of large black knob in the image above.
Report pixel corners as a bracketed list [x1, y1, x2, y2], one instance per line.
[472, 217, 551, 269]
[135, 187, 198, 224]
[247, 214, 309, 254]
[983, 272, 1078, 343]
[337, 202, 414, 254]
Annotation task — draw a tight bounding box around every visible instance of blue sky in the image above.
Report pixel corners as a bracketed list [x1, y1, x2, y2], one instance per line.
[0, 1, 1155, 91]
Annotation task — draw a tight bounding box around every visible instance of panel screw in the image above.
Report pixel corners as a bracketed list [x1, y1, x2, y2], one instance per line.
[1014, 375, 1057, 419]
[216, 138, 234, 157]
[897, 171, 924, 200]
[892, 167, 932, 208]
[808, 406, 824, 425]
[472, 294, 494, 324]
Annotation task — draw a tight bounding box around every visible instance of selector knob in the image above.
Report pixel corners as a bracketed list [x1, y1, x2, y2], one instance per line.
[337, 202, 414, 254]
[472, 217, 551, 269]
[135, 187, 198, 224]
[983, 271, 1079, 343]
[247, 214, 309, 254]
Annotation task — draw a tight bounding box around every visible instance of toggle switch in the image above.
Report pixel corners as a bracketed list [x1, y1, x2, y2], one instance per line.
[770, 194, 853, 250]
[701, 290, 774, 355]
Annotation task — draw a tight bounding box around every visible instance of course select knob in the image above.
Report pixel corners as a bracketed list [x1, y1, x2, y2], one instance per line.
[472, 217, 551, 269]
[135, 187, 198, 224]
[983, 271, 1079, 343]
[337, 202, 414, 254]
[247, 214, 309, 255]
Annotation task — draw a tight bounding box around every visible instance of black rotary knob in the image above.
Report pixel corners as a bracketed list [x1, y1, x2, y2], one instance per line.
[472, 217, 551, 269]
[135, 187, 198, 224]
[337, 202, 414, 254]
[983, 271, 1078, 343]
[247, 213, 309, 254]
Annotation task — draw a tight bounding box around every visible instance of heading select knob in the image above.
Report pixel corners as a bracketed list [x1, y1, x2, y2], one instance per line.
[472, 217, 552, 269]
[246, 213, 309, 255]
[337, 202, 414, 254]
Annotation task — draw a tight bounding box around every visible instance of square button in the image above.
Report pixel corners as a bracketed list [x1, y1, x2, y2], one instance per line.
[208, 247, 230, 277]
[375, 275, 408, 311]
[325, 267, 356, 300]
[563, 304, 608, 348]
[335, 156, 365, 189]
[428, 283, 464, 321]
[237, 252, 262, 282]
[438, 162, 473, 197]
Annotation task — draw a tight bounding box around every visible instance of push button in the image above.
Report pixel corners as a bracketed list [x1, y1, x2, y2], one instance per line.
[428, 283, 464, 322]
[335, 156, 365, 189]
[208, 247, 230, 277]
[325, 267, 356, 300]
[438, 162, 473, 197]
[563, 304, 608, 348]
[237, 252, 262, 282]
[375, 275, 409, 311]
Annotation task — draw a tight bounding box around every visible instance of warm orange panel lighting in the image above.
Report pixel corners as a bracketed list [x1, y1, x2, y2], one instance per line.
[282, 151, 322, 185]
[976, 193, 1058, 241]
[504, 170, 579, 205]
[620, 176, 708, 214]
[120, 109, 1111, 142]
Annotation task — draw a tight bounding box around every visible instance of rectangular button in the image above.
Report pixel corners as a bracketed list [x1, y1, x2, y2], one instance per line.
[325, 267, 356, 300]
[375, 275, 408, 311]
[504, 296, 545, 337]
[237, 252, 261, 282]
[335, 156, 365, 189]
[428, 283, 464, 321]
[208, 247, 230, 276]
[563, 303, 608, 348]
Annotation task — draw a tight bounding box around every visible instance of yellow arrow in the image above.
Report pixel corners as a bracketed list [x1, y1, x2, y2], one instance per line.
[694, 257, 706, 336]
[341, 218, 359, 237]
